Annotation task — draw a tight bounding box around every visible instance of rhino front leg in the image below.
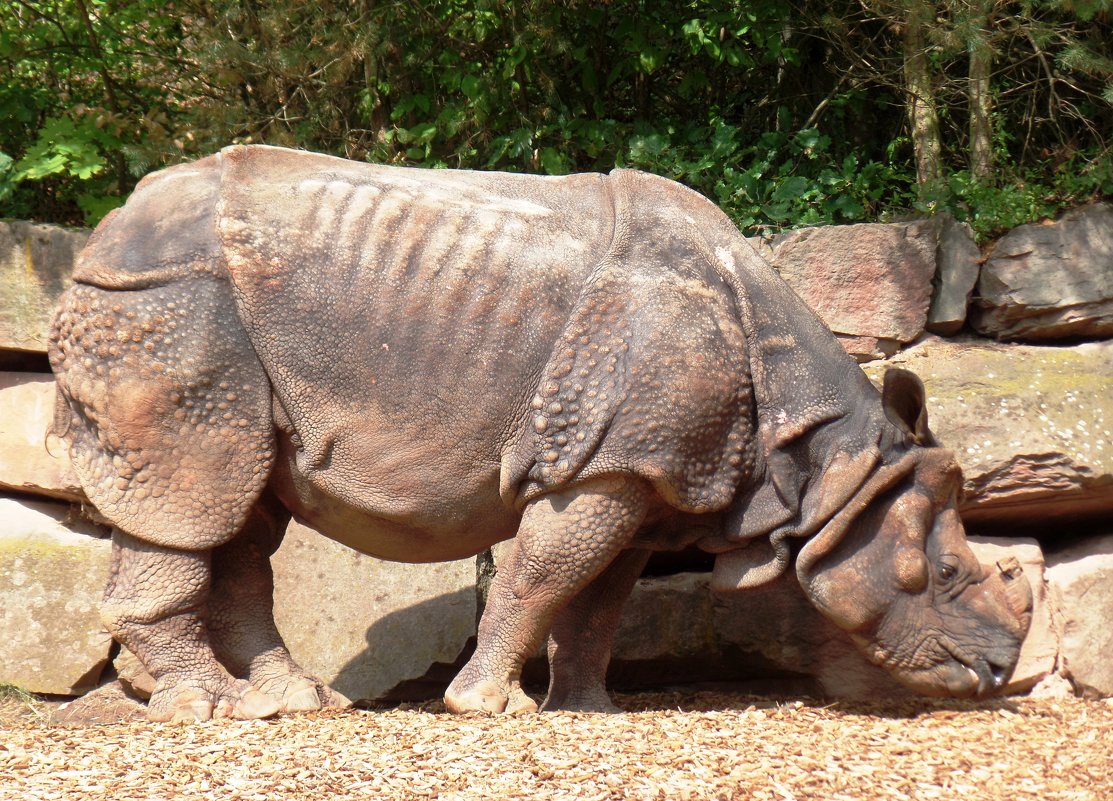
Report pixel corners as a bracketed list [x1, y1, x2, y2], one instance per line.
[207, 497, 350, 713]
[445, 476, 652, 714]
[101, 529, 280, 722]
[542, 548, 650, 713]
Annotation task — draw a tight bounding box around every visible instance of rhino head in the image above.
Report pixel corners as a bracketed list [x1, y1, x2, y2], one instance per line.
[794, 440, 1034, 698]
[712, 369, 1032, 698]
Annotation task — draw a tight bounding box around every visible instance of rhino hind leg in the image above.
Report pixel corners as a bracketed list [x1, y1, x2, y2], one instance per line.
[207, 495, 350, 712]
[50, 277, 279, 720]
[102, 528, 280, 721]
[445, 475, 652, 714]
[542, 548, 650, 713]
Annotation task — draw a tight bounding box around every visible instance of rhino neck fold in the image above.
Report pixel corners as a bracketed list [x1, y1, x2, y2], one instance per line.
[701, 226, 906, 590]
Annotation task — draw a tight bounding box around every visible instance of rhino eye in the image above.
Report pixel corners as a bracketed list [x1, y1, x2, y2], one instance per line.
[938, 555, 960, 583]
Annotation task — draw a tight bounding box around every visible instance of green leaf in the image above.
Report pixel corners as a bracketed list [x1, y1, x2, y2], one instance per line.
[460, 75, 482, 100]
[639, 47, 663, 74]
[15, 153, 68, 181]
[77, 192, 124, 225]
[539, 147, 567, 175]
[407, 123, 437, 146]
[628, 132, 669, 160]
[771, 176, 810, 203]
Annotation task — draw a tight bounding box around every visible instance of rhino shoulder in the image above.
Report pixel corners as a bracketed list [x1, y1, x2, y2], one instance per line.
[501, 169, 759, 514]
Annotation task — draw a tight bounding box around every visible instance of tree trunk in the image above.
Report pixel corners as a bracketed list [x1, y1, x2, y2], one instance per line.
[968, 6, 994, 180]
[902, 1, 943, 194]
[358, 2, 386, 157]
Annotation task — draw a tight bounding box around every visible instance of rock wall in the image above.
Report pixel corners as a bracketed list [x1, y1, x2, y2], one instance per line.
[1, 203, 1110, 703]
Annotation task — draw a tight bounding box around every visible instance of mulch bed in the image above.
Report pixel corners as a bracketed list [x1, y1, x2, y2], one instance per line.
[3, 690, 1111, 800]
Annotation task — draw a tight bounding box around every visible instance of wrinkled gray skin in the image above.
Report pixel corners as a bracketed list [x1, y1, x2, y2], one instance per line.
[50, 145, 1031, 721]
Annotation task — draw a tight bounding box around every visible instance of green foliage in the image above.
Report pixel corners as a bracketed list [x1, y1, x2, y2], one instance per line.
[619, 121, 910, 233]
[0, 0, 1110, 234]
[0, 115, 121, 215]
[0, 1, 184, 224]
[931, 150, 1113, 239]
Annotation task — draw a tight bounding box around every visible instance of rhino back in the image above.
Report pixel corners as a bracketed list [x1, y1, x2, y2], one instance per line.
[214, 146, 617, 527]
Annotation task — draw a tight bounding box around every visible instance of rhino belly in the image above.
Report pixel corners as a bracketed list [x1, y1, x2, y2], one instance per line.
[270, 428, 522, 563]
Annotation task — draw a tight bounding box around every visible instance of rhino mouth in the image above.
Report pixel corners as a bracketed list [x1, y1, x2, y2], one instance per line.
[948, 646, 1011, 697]
[858, 635, 1013, 698]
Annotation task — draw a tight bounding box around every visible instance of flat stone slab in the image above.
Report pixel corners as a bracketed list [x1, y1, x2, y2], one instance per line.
[864, 338, 1113, 527]
[0, 372, 84, 502]
[927, 215, 980, 335]
[0, 221, 87, 354]
[271, 521, 476, 702]
[967, 536, 1056, 692]
[1045, 532, 1113, 697]
[0, 496, 111, 695]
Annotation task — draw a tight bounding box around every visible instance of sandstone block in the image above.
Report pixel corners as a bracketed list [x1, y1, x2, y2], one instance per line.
[972, 203, 1113, 340]
[927, 215, 980, 335]
[1045, 533, 1113, 697]
[967, 536, 1056, 692]
[0, 221, 87, 354]
[0, 496, 111, 695]
[113, 646, 156, 700]
[865, 339, 1113, 526]
[271, 521, 475, 702]
[757, 219, 938, 360]
[0, 372, 84, 502]
[614, 573, 716, 663]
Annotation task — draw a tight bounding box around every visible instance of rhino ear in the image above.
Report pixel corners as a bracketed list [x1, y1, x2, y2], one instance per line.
[882, 368, 932, 445]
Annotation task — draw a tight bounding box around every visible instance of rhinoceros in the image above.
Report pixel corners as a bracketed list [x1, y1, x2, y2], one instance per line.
[50, 145, 1031, 721]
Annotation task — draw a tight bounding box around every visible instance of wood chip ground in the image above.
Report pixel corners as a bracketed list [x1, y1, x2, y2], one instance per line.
[3, 691, 1111, 800]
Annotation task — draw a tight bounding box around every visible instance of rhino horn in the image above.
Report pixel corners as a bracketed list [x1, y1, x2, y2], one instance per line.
[996, 556, 1034, 628]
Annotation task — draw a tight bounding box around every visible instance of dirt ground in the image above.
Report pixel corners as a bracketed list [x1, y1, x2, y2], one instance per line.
[2, 688, 1111, 801]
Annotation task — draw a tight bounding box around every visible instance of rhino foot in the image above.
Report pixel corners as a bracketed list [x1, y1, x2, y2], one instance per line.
[250, 672, 351, 713]
[444, 678, 538, 715]
[148, 678, 280, 723]
[540, 687, 619, 714]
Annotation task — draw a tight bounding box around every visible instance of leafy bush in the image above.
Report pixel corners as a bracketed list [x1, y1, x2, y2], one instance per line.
[0, 114, 125, 223]
[923, 149, 1113, 240]
[0, 1, 1109, 234]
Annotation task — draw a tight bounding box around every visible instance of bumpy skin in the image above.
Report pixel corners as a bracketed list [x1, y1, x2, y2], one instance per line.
[50, 146, 1029, 719]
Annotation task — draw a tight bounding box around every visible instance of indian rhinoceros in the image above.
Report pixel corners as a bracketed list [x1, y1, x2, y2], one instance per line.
[49, 145, 1031, 721]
